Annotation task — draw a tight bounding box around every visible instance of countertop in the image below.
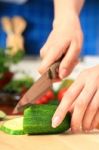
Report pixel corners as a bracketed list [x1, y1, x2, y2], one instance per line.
[0, 116, 99, 150]
[0, 128, 99, 150]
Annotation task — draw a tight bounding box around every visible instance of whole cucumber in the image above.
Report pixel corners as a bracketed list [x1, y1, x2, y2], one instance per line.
[23, 104, 71, 134]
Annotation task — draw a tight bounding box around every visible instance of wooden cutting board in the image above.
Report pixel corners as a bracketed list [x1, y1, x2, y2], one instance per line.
[0, 116, 99, 150]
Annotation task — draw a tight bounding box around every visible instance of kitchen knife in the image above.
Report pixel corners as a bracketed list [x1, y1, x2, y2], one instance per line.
[13, 61, 60, 114]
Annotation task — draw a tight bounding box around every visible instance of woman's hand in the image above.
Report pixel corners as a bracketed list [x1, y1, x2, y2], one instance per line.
[39, 11, 83, 79]
[52, 65, 99, 132]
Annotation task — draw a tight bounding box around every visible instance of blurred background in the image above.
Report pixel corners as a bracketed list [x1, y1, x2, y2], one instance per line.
[0, 0, 99, 55]
[0, 0, 99, 116]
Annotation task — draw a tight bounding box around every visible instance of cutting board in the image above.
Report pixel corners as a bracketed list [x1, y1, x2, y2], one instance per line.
[0, 116, 99, 150]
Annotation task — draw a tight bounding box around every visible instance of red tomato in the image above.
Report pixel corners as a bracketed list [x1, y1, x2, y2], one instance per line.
[35, 95, 48, 104]
[45, 90, 54, 100]
[58, 88, 67, 101]
[35, 90, 54, 105]
[35, 99, 42, 104]
[40, 95, 49, 104]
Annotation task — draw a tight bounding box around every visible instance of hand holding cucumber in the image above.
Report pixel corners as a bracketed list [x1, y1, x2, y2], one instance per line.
[52, 65, 99, 132]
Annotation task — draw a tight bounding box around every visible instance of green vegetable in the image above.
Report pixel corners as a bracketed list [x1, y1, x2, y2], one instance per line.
[23, 104, 71, 134]
[0, 111, 6, 120]
[1, 105, 71, 135]
[60, 79, 74, 89]
[0, 52, 9, 74]
[9, 51, 25, 63]
[4, 77, 34, 93]
[0, 50, 24, 74]
[1, 117, 25, 135]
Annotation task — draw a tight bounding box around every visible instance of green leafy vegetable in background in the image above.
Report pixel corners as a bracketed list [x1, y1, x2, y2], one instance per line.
[4, 77, 34, 93]
[0, 49, 24, 74]
[9, 50, 25, 63]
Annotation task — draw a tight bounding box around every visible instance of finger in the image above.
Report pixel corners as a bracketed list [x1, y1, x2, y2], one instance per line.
[82, 90, 99, 131]
[59, 40, 81, 79]
[39, 41, 70, 74]
[68, 101, 75, 113]
[40, 44, 49, 59]
[91, 110, 99, 129]
[71, 83, 97, 132]
[40, 32, 56, 58]
[52, 77, 84, 128]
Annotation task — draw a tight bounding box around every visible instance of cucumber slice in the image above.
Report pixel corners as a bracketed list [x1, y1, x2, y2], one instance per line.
[0, 111, 6, 120]
[1, 117, 25, 135]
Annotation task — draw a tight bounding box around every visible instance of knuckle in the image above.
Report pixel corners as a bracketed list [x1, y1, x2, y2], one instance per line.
[71, 126, 78, 132]
[75, 99, 86, 110]
[63, 59, 72, 67]
[82, 122, 90, 131]
[75, 98, 87, 113]
[89, 105, 97, 113]
[64, 90, 74, 100]
[71, 120, 80, 132]
[60, 60, 71, 70]
[92, 120, 98, 128]
[79, 70, 88, 78]
[38, 67, 43, 74]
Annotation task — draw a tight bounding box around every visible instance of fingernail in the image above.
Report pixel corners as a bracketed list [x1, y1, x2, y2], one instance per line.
[52, 116, 61, 128]
[59, 68, 67, 79]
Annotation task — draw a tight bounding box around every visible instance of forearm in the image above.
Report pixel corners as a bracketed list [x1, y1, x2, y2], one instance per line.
[54, 0, 85, 20]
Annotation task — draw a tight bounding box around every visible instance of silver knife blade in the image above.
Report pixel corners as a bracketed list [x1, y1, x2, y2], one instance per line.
[13, 71, 52, 114]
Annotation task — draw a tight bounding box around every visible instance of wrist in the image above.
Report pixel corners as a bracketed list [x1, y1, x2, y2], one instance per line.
[53, 9, 79, 29]
[54, 0, 84, 19]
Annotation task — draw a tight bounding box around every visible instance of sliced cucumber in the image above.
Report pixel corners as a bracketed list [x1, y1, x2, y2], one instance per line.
[0, 104, 71, 135]
[1, 117, 25, 135]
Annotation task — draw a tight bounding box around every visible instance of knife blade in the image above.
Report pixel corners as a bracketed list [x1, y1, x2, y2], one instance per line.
[13, 61, 60, 114]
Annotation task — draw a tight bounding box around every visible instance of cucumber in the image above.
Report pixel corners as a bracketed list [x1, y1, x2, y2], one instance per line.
[0, 111, 6, 120]
[1, 104, 71, 135]
[23, 104, 71, 134]
[1, 117, 25, 135]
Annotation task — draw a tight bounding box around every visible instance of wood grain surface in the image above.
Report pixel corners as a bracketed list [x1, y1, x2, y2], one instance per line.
[0, 116, 99, 150]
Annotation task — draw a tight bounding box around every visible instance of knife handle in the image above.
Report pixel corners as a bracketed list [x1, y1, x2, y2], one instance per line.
[49, 61, 61, 79]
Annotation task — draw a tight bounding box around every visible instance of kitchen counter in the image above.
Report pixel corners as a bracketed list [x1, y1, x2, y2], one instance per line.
[0, 116, 99, 150]
[0, 129, 99, 150]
